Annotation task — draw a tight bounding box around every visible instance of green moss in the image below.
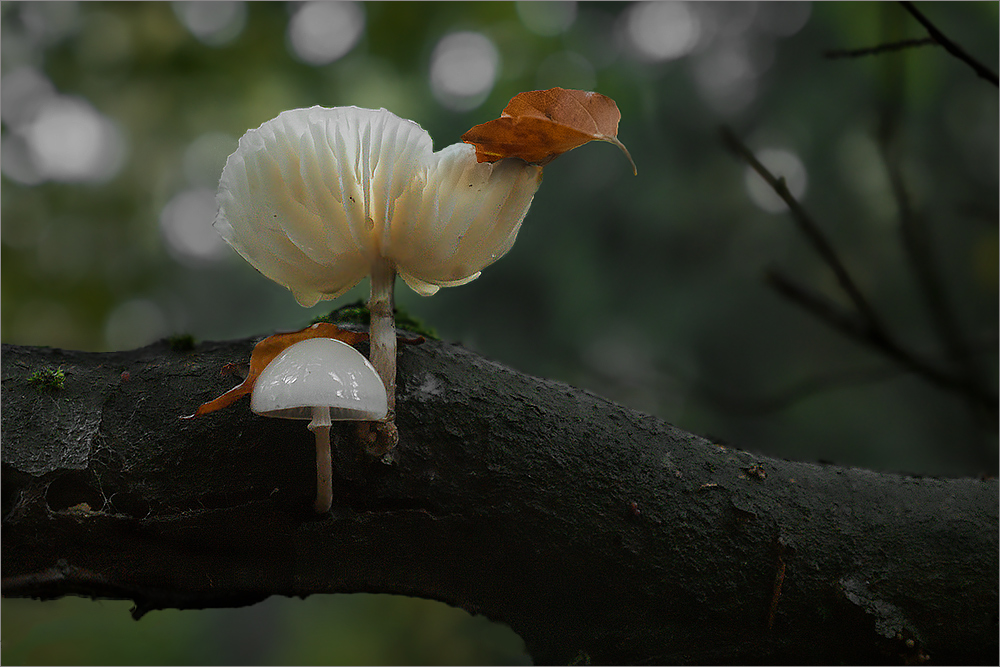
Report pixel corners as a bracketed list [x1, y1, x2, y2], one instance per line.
[27, 367, 66, 392]
[312, 300, 439, 339]
[315, 300, 370, 327]
[166, 334, 196, 352]
[394, 309, 438, 339]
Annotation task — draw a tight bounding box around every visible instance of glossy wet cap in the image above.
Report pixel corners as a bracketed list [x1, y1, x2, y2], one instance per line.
[250, 337, 388, 420]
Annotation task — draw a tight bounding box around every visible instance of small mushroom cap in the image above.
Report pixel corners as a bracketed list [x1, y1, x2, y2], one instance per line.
[250, 337, 388, 421]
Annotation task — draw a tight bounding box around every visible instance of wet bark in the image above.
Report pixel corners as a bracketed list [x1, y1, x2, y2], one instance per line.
[2, 336, 997, 665]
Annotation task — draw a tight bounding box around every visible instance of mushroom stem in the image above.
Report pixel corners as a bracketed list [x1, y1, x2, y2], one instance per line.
[308, 405, 333, 513]
[367, 257, 398, 452]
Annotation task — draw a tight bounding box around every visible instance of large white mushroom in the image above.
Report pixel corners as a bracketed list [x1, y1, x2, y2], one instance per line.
[215, 106, 542, 450]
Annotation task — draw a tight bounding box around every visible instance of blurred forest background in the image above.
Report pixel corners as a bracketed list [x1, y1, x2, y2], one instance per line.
[2, 1, 996, 664]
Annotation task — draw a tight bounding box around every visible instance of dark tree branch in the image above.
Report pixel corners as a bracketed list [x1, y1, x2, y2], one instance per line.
[2, 337, 998, 665]
[899, 1, 999, 86]
[824, 37, 937, 59]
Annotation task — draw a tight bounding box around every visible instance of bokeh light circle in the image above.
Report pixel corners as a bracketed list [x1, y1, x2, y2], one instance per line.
[625, 1, 701, 62]
[288, 1, 364, 65]
[104, 299, 168, 351]
[23, 96, 126, 183]
[160, 188, 231, 265]
[744, 148, 808, 213]
[516, 0, 577, 36]
[173, 1, 247, 46]
[429, 31, 500, 111]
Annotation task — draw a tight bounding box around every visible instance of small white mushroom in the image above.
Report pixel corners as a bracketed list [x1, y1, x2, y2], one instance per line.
[250, 337, 388, 513]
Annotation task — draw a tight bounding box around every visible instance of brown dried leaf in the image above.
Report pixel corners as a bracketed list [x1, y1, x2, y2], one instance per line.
[461, 87, 636, 174]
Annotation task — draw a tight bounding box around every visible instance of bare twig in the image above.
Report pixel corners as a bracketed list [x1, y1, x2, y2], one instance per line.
[720, 126, 997, 423]
[657, 335, 997, 418]
[884, 148, 994, 418]
[719, 126, 885, 333]
[824, 37, 937, 59]
[684, 362, 905, 417]
[871, 15, 997, 435]
[766, 269, 998, 416]
[899, 1, 999, 86]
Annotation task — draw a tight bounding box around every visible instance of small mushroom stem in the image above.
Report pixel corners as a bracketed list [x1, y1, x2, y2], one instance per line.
[308, 406, 333, 513]
[367, 257, 398, 452]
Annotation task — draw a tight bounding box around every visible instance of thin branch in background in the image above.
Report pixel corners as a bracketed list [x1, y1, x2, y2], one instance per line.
[595, 352, 904, 418]
[719, 126, 886, 334]
[718, 126, 997, 420]
[586, 332, 997, 419]
[899, 1, 999, 86]
[824, 37, 937, 59]
[652, 331, 998, 418]
[686, 361, 907, 417]
[766, 269, 998, 416]
[884, 149, 994, 416]
[872, 18, 997, 433]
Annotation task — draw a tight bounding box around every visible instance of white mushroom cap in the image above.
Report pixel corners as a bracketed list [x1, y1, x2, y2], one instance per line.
[214, 106, 542, 305]
[250, 337, 388, 421]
